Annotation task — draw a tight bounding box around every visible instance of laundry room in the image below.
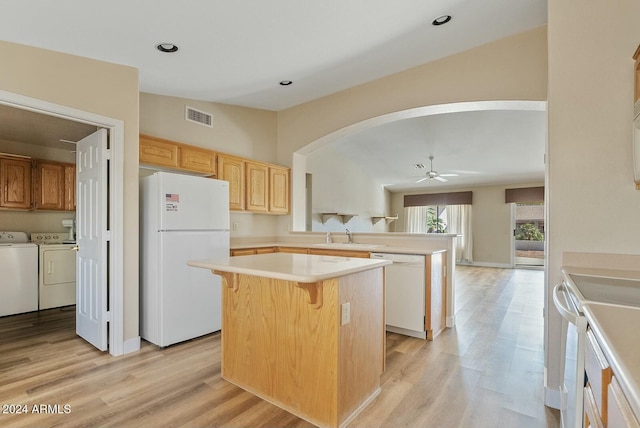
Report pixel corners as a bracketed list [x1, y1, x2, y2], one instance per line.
[0, 104, 96, 317]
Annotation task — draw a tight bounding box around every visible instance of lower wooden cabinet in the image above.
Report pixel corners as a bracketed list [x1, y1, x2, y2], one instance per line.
[0, 157, 31, 210]
[230, 247, 276, 256]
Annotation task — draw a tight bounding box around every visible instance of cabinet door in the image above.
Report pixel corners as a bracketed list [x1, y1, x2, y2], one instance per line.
[64, 164, 76, 211]
[180, 146, 216, 175]
[0, 158, 32, 209]
[269, 166, 290, 214]
[34, 162, 65, 210]
[246, 161, 268, 212]
[218, 155, 245, 211]
[277, 247, 310, 254]
[139, 134, 179, 168]
[608, 377, 640, 428]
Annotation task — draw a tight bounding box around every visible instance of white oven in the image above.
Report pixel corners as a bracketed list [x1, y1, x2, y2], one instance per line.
[553, 282, 588, 428]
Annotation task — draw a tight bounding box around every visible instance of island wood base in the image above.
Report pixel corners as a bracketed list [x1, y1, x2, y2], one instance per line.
[215, 267, 385, 428]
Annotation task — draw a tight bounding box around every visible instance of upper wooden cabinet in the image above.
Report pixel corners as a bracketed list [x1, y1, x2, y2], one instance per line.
[140, 133, 290, 214]
[64, 164, 76, 211]
[139, 134, 180, 168]
[34, 161, 65, 210]
[0, 157, 32, 210]
[217, 154, 245, 211]
[33, 160, 76, 211]
[139, 134, 216, 176]
[246, 161, 269, 213]
[0, 157, 75, 212]
[180, 146, 216, 175]
[269, 166, 290, 214]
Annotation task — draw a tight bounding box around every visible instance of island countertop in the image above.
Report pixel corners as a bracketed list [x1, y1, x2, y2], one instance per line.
[188, 252, 392, 283]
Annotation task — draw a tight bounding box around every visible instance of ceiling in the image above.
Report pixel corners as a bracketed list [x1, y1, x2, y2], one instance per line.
[313, 108, 546, 192]
[0, 0, 547, 190]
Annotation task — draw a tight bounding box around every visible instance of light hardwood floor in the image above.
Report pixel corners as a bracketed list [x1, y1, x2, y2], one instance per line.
[0, 266, 560, 428]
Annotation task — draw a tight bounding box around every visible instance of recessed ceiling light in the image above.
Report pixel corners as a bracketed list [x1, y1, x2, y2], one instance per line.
[279, 80, 293, 86]
[432, 15, 452, 26]
[156, 43, 179, 53]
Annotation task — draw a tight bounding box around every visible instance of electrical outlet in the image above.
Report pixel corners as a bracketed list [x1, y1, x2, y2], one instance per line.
[232, 222, 238, 231]
[341, 302, 351, 326]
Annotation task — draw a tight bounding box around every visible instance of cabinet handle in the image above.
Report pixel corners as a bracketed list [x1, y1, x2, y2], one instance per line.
[48, 260, 53, 275]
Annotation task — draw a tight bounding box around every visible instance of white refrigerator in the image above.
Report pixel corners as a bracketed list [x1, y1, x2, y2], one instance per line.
[140, 171, 229, 347]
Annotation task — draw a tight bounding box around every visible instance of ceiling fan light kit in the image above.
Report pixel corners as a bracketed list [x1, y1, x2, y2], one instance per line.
[415, 156, 459, 183]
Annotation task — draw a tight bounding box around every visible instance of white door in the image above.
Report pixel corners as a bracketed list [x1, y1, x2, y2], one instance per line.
[76, 129, 108, 351]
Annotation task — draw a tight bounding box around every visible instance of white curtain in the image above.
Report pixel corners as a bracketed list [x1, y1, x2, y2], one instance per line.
[404, 206, 428, 233]
[447, 204, 473, 263]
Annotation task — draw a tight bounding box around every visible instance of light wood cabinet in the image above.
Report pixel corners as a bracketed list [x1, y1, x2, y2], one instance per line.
[0, 157, 31, 210]
[277, 246, 310, 254]
[230, 247, 276, 256]
[139, 134, 290, 214]
[308, 248, 370, 259]
[217, 154, 245, 211]
[245, 161, 268, 212]
[139, 134, 180, 169]
[269, 165, 290, 214]
[34, 161, 65, 210]
[179, 146, 216, 175]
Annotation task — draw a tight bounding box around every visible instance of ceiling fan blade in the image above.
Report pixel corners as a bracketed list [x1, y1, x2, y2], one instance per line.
[435, 176, 448, 182]
[439, 173, 458, 177]
[415, 177, 428, 183]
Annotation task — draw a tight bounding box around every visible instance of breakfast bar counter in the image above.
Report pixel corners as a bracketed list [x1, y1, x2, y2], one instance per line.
[188, 253, 391, 428]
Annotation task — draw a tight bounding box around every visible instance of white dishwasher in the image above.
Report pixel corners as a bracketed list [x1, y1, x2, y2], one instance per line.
[371, 252, 426, 339]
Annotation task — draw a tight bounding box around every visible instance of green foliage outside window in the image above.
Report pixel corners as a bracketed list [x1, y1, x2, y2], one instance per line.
[515, 223, 544, 241]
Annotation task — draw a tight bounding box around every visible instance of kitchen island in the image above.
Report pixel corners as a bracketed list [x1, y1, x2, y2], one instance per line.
[188, 252, 391, 428]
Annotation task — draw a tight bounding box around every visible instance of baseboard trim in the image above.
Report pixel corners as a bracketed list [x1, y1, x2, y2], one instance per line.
[544, 385, 561, 409]
[123, 336, 141, 355]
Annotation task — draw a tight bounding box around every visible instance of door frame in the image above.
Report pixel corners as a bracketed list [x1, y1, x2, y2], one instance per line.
[0, 89, 125, 356]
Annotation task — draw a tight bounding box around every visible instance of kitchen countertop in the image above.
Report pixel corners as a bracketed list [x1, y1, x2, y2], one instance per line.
[230, 241, 447, 255]
[188, 252, 392, 283]
[582, 303, 640, 420]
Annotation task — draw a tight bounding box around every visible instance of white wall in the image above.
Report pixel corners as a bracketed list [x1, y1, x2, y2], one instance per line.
[547, 0, 640, 404]
[306, 145, 391, 233]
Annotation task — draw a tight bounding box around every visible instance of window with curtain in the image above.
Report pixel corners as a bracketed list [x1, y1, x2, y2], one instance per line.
[403, 191, 473, 263]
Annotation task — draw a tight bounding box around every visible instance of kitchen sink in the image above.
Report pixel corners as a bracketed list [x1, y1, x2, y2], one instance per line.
[568, 273, 640, 308]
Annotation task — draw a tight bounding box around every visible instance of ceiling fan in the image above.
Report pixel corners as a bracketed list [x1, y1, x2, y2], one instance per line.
[415, 156, 459, 183]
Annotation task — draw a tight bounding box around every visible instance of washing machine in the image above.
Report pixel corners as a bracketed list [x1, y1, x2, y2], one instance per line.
[31, 232, 77, 310]
[0, 231, 38, 317]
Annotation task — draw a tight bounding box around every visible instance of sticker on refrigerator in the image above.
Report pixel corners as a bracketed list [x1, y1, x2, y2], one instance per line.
[165, 193, 179, 211]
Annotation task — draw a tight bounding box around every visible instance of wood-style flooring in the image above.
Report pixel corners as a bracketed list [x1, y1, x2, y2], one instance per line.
[0, 266, 560, 428]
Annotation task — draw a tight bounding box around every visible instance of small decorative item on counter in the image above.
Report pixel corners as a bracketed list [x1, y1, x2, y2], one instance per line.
[326, 232, 333, 243]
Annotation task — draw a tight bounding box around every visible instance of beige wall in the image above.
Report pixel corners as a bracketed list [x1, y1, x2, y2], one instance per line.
[390, 182, 544, 266]
[547, 1, 640, 399]
[277, 26, 547, 160]
[0, 40, 140, 341]
[139, 92, 281, 238]
[306, 145, 391, 233]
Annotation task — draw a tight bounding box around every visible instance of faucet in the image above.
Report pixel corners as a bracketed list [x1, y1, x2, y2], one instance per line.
[345, 229, 353, 244]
